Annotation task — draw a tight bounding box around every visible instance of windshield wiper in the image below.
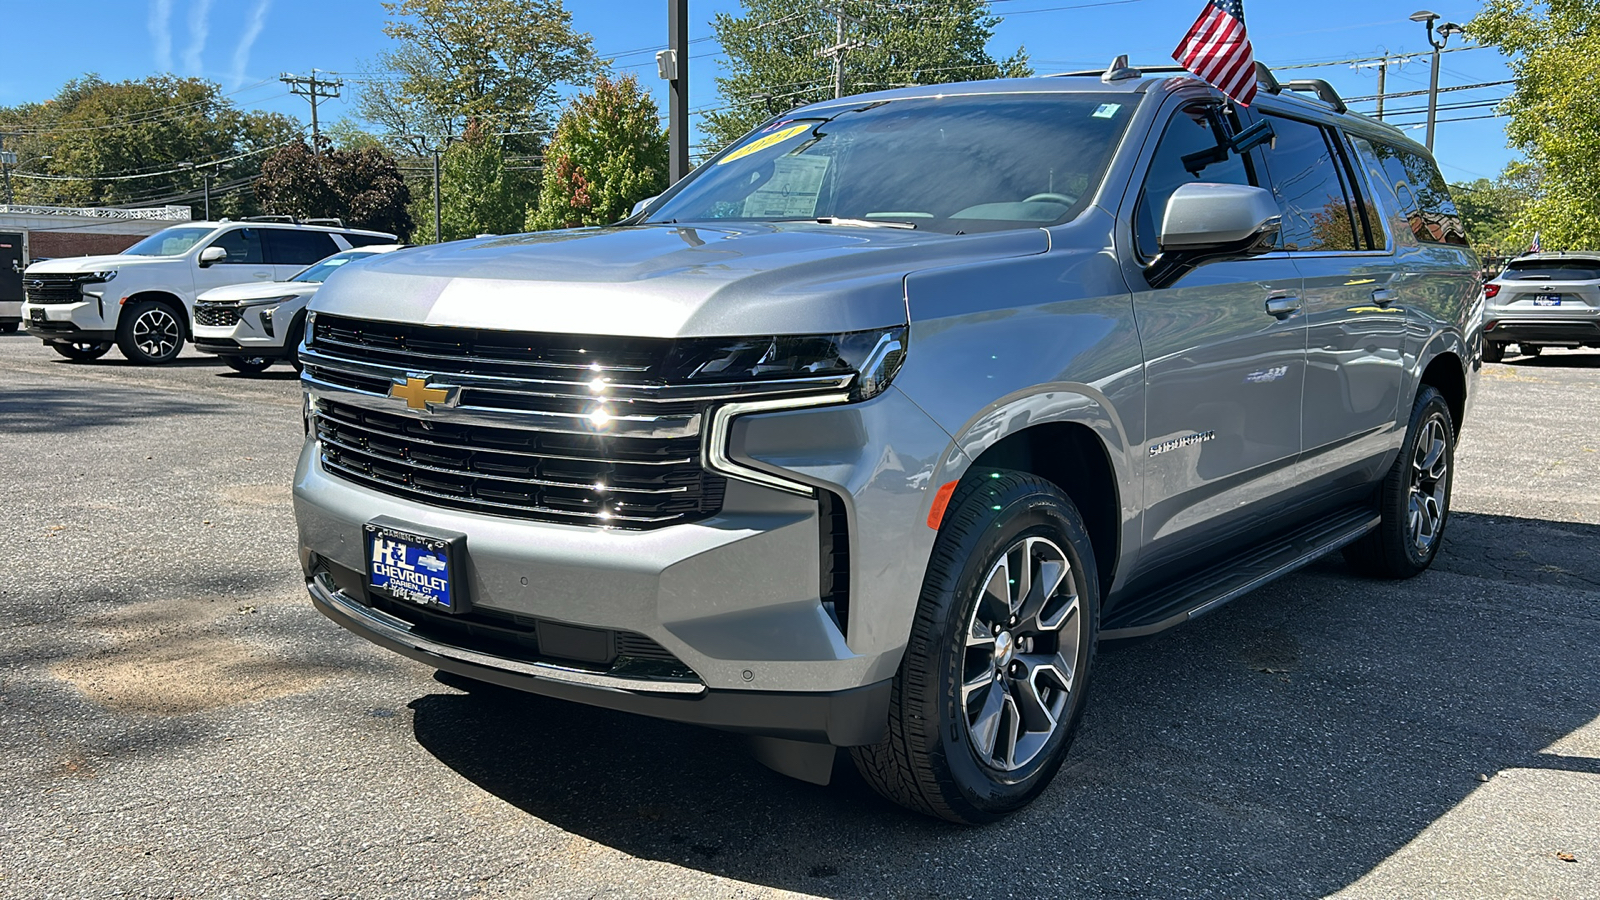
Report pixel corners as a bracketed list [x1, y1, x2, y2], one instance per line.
[788, 216, 917, 230]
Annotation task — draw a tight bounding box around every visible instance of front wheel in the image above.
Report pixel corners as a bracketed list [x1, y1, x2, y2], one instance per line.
[116, 300, 185, 364]
[223, 356, 275, 375]
[1344, 385, 1455, 578]
[51, 340, 114, 361]
[0, 322, 18, 334]
[851, 470, 1098, 824]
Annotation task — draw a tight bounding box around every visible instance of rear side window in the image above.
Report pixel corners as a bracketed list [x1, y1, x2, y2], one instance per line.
[1258, 114, 1361, 252]
[264, 229, 340, 266]
[1135, 103, 1256, 258]
[205, 227, 265, 265]
[342, 233, 396, 248]
[1356, 139, 1467, 247]
[1500, 259, 1600, 280]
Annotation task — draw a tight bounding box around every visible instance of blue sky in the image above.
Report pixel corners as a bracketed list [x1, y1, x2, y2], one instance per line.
[0, 0, 1512, 183]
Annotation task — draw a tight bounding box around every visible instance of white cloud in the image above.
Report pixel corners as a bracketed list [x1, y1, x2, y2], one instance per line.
[149, 0, 174, 72]
[183, 0, 214, 76]
[230, 0, 272, 88]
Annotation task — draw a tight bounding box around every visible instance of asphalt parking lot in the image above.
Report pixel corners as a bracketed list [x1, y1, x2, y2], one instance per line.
[2, 333, 1598, 900]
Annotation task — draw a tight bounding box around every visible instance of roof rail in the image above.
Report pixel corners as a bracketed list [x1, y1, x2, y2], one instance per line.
[1050, 62, 1189, 78]
[1255, 62, 1282, 94]
[302, 217, 346, 228]
[1283, 78, 1347, 113]
[243, 214, 297, 223]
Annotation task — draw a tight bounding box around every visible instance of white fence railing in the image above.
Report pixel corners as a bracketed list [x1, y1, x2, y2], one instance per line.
[0, 204, 191, 221]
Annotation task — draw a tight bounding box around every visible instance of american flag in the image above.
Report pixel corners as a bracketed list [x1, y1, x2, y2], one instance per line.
[1172, 0, 1258, 106]
[1529, 231, 1543, 253]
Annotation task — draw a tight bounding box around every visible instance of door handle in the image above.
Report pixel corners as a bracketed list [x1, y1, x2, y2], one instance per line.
[1265, 295, 1302, 318]
[1372, 288, 1396, 307]
[252, 271, 272, 279]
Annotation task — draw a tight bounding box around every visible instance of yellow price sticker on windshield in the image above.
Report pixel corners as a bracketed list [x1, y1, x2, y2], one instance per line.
[717, 123, 812, 165]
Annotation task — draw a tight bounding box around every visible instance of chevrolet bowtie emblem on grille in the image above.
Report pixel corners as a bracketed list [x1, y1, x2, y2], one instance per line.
[388, 376, 461, 412]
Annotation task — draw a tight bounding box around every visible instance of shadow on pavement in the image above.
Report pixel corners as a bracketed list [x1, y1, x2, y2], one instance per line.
[1506, 350, 1600, 368]
[0, 384, 222, 432]
[409, 510, 1600, 898]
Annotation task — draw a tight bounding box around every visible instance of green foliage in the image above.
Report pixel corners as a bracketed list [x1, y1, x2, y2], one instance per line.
[427, 121, 530, 242]
[0, 75, 298, 215]
[703, 0, 1031, 152]
[358, 0, 601, 156]
[1470, 1, 1600, 249]
[529, 73, 668, 231]
[255, 140, 415, 238]
[1451, 172, 1536, 257]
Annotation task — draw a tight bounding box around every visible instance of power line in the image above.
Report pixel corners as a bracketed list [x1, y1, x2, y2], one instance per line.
[1344, 79, 1515, 103]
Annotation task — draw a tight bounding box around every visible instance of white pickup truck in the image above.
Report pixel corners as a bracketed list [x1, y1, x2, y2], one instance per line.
[21, 218, 396, 364]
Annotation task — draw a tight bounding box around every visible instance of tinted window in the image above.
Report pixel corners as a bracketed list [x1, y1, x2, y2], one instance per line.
[645, 94, 1140, 234]
[1500, 259, 1600, 280]
[1135, 103, 1254, 258]
[264, 229, 339, 266]
[205, 227, 264, 265]
[291, 250, 382, 283]
[1363, 139, 1467, 246]
[1260, 115, 1359, 252]
[342, 233, 396, 248]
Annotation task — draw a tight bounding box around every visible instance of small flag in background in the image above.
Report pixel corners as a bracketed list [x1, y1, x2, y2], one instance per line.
[1173, 0, 1258, 106]
[1529, 231, 1543, 253]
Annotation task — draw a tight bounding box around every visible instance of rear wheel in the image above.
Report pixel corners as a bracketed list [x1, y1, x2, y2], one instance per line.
[1519, 343, 1542, 358]
[1344, 385, 1455, 578]
[116, 300, 185, 364]
[223, 356, 274, 375]
[1482, 341, 1504, 363]
[51, 340, 113, 361]
[851, 470, 1098, 824]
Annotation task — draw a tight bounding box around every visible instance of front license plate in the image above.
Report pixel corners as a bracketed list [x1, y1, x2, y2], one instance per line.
[29, 308, 45, 322]
[364, 518, 469, 614]
[1534, 293, 1562, 306]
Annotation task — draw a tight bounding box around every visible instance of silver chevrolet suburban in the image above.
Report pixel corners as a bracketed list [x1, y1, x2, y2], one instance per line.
[293, 62, 1481, 823]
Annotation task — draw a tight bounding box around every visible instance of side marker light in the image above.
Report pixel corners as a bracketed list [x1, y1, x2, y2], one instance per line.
[927, 480, 960, 530]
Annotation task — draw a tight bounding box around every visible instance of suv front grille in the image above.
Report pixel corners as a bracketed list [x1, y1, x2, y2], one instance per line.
[194, 303, 242, 327]
[24, 274, 84, 305]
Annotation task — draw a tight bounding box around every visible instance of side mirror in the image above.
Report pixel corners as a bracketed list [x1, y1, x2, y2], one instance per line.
[1148, 183, 1281, 289]
[631, 195, 660, 217]
[197, 246, 227, 268]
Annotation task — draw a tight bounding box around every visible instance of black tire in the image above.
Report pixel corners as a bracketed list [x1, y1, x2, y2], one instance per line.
[284, 313, 306, 373]
[223, 356, 275, 375]
[1519, 343, 1542, 358]
[116, 299, 185, 364]
[0, 322, 18, 334]
[851, 470, 1099, 824]
[1481, 341, 1504, 363]
[1343, 385, 1455, 578]
[51, 340, 114, 361]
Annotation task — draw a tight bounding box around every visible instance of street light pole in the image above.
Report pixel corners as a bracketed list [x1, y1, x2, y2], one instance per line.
[1410, 11, 1464, 153]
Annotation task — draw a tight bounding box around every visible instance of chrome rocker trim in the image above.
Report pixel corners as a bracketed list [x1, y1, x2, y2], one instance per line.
[309, 574, 707, 695]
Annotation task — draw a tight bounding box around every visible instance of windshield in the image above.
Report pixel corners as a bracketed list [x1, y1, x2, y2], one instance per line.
[122, 226, 217, 257]
[645, 93, 1138, 235]
[290, 250, 382, 283]
[1501, 259, 1600, 281]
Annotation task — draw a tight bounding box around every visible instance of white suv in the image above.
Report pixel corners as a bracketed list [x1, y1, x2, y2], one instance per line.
[192, 244, 406, 374]
[21, 219, 396, 364]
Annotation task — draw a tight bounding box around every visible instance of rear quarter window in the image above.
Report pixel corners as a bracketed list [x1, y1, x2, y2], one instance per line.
[1355, 138, 1467, 247]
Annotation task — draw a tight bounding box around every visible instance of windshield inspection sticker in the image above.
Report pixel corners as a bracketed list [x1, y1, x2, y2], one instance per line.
[718, 123, 813, 165]
[1092, 103, 1122, 119]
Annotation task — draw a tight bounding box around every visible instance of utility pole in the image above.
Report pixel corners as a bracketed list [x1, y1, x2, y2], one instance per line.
[817, 5, 865, 99]
[432, 149, 442, 243]
[1410, 11, 1463, 152]
[1375, 56, 1387, 122]
[658, 0, 690, 183]
[0, 134, 14, 205]
[176, 162, 212, 219]
[280, 70, 344, 151]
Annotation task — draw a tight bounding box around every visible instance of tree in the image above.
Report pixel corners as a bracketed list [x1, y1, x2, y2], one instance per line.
[0, 75, 298, 216]
[1470, 1, 1600, 248]
[704, 0, 1031, 151]
[429, 121, 527, 241]
[357, 0, 601, 157]
[529, 73, 668, 231]
[255, 140, 415, 238]
[1451, 173, 1535, 258]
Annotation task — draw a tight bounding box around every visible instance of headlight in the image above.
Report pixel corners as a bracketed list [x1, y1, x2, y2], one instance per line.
[238, 294, 299, 308]
[670, 326, 907, 400]
[81, 270, 117, 284]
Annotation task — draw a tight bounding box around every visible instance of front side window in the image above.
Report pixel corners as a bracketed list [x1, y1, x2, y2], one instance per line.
[1259, 115, 1361, 252]
[1134, 102, 1254, 258]
[123, 226, 216, 257]
[645, 94, 1140, 235]
[205, 227, 265, 265]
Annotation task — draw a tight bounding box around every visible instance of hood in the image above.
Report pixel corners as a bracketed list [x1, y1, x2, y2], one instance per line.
[197, 281, 319, 303]
[310, 222, 1048, 338]
[26, 254, 177, 274]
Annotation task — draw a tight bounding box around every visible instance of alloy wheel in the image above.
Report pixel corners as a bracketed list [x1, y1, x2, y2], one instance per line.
[132, 307, 181, 360]
[961, 535, 1084, 772]
[1408, 414, 1450, 554]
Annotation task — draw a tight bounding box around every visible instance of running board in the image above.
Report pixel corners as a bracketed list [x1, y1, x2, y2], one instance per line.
[1100, 508, 1380, 640]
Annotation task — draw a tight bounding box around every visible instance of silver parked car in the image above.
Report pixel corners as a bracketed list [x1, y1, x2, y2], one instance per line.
[1481, 252, 1600, 361]
[292, 62, 1480, 822]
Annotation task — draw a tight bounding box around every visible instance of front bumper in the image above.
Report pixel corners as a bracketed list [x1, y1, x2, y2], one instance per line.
[193, 303, 295, 356]
[21, 299, 114, 343]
